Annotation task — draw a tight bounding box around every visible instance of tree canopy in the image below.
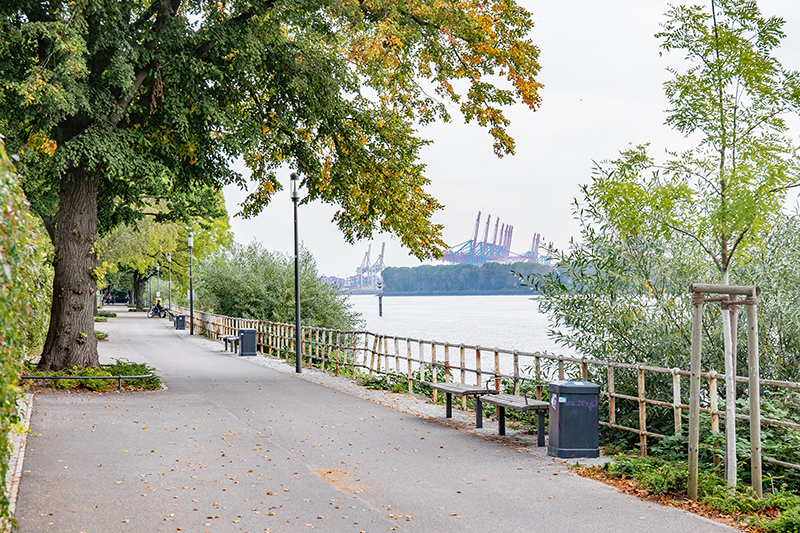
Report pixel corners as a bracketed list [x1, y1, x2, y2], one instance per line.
[0, 0, 542, 369]
[196, 242, 360, 331]
[99, 197, 232, 308]
[591, 0, 800, 280]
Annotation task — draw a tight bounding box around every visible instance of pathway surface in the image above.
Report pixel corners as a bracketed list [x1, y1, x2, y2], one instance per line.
[15, 309, 736, 532]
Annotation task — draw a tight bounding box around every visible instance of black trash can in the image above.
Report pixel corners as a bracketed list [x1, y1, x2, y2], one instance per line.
[175, 314, 186, 330]
[239, 328, 257, 357]
[548, 381, 600, 458]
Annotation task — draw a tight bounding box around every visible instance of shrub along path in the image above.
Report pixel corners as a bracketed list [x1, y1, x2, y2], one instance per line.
[14, 310, 737, 532]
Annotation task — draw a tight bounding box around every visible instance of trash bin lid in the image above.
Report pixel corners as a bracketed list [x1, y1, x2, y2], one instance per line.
[548, 380, 600, 393]
[240, 328, 257, 333]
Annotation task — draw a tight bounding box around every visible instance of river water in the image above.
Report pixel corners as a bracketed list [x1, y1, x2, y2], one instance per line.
[348, 294, 576, 357]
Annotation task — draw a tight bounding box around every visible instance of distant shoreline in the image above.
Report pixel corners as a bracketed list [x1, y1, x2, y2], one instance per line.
[345, 290, 538, 297]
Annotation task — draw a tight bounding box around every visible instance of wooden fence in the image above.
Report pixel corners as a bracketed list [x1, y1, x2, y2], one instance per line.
[172, 305, 800, 472]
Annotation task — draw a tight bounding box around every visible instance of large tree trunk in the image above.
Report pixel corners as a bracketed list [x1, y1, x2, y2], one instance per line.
[38, 168, 99, 371]
[132, 273, 146, 310]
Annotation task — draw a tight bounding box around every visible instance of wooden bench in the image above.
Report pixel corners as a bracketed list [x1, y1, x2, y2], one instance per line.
[424, 382, 498, 428]
[221, 334, 239, 352]
[479, 394, 549, 446]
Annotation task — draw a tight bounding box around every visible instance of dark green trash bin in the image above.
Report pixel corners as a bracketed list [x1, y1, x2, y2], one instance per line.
[548, 381, 600, 458]
[239, 328, 257, 357]
[175, 314, 186, 330]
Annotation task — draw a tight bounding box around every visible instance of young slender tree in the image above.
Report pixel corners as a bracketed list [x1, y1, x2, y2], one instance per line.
[0, 0, 542, 370]
[537, 0, 800, 486]
[592, 0, 800, 280]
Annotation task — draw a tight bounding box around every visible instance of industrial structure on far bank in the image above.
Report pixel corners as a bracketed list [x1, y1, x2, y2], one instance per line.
[323, 212, 550, 293]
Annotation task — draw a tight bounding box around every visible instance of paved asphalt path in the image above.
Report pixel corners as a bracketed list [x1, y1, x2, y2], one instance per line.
[15, 310, 736, 532]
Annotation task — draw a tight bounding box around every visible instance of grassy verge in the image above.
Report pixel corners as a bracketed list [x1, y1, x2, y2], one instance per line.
[577, 455, 800, 532]
[21, 359, 161, 391]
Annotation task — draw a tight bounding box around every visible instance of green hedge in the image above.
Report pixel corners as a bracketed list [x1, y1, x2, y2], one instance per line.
[0, 140, 51, 529]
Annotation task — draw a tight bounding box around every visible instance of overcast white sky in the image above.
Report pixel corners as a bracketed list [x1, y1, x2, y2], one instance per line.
[222, 1, 800, 278]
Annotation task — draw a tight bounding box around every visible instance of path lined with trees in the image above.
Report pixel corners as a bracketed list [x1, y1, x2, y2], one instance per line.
[15, 313, 736, 532]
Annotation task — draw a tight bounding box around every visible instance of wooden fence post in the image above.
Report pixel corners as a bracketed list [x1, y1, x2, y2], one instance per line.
[460, 344, 467, 409]
[494, 349, 501, 392]
[746, 296, 762, 498]
[395, 338, 401, 374]
[432, 343, 438, 404]
[688, 292, 705, 501]
[535, 355, 542, 401]
[369, 335, 378, 379]
[638, 364, 647, 456]
[607, 363, 615, 428]
[672, 368, 682, 435]
[475, 346, 482, 388]
[407, 339, 413, 394]
[444, 344, 451, 384]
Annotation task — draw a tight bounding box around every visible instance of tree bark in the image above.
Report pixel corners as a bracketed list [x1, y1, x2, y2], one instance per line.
[38, 168, 100, 371]
[132, 273, 146, 310]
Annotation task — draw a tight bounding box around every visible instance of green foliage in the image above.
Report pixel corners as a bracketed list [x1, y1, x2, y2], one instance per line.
[1, 0, 543, 370]
[1, 0, 542, 263]
[94, 311, 117, 318]
[102, 360, 161, 391]
[382, 262, 551, 295]
[196, 242, 360, 331]
[0, 141, 51, 529]
[700, 477, 799, 517]
[22, 359, 161, 391]
[606, 454, 800, 518]
[755, 505, 800, 533]
[100, 201, 232, 309]
[606, 455, 688, 495]
[591, 1, 800, 279]
[531, 0, 800, 377]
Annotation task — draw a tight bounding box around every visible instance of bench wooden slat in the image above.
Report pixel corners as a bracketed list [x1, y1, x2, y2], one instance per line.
[480, 394, 548, 411]
[422, 381, 497, 428]
[221, 334, 240, 352]
[425, 382, 491, 396]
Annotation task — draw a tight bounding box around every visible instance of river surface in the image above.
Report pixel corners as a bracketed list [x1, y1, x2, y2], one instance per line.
[348, 294, 576, 356]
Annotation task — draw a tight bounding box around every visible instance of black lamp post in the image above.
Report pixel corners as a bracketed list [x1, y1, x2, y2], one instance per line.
[156, 262, 160, 304]
[188, 232, 194, 335]
[291, 172, 302, 374]
[167, 252, 172, 315]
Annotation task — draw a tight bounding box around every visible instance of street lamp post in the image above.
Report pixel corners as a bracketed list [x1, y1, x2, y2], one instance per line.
[377, 280, 383, 317]
[188, 232, 194, 335]
[291, 172, 302, 374]
[156, 263, 160, 303]
[167, 252, 172, 316]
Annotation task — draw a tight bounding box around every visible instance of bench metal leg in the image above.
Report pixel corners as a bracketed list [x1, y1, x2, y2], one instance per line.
[498, 406, 506, 435]
[476, 397, 483, 429]
[537, 411, 546, 447]
[445, 393, 452, 418]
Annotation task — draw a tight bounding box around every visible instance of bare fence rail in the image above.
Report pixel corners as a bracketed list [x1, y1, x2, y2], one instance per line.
[171, 305, 800, 472]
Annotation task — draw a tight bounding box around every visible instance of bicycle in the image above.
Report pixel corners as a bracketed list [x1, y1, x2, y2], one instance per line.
[147, 305, 167, 318]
